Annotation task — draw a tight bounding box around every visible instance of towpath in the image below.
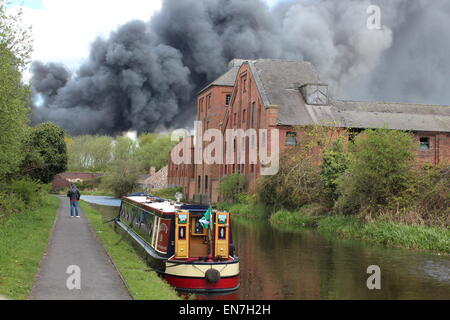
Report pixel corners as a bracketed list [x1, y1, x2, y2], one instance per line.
[29, 196, 131, 300]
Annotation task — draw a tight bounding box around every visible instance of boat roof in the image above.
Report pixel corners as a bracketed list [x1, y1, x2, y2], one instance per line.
[123, 196, 212, 214]
[124, 196, 179, 214]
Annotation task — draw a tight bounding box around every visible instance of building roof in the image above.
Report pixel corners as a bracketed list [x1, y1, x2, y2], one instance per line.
[139, 166, 168, 190]
[245, 59, 450, 132]
[198, 60, 249, 94]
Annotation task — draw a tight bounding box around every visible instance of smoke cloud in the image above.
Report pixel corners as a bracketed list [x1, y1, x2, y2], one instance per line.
[31, 0, 449, 135]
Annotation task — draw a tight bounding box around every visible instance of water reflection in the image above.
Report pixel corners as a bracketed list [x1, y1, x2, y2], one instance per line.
[230, 217, 450, 300]
[85, 197, 450, 300]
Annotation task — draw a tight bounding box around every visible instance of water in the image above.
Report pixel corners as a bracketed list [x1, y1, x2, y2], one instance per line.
[81, 195, 122, 207]
[83, 196, 450, 300]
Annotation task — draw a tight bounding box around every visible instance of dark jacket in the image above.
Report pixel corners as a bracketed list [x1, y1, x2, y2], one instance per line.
[67, 188, 81, 201]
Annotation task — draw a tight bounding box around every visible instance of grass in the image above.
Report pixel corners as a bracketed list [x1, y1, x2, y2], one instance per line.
[269, 204, 327, 227]
[217, 202, 267, 219]
[80, 201, 180, 300]
[0, 195, 60, 300]
[318, 215, 450, 254]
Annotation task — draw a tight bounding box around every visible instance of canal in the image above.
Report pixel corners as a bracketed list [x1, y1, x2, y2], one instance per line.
[82, 196, 450, 300]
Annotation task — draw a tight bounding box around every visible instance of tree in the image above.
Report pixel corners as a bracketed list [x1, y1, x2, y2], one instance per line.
[101, 159, 140, 197]
[335, 129, 416, 216]
[21, 123, 68, 184]
[218, 173, 245, 203]
[67, 135, 113, 172]
[320, 139, 349, 202]
[257, 125, 343, 209]
[0, 1, 33, 181]
[113, 136, 137, 162]
[134, 133, 176, 172]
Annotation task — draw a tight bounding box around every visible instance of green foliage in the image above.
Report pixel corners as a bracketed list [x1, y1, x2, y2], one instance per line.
[320, 139, 349, 202]
[0, 1, 33, 69]
[318, 215, 450, 253]
[21, 123, 68, 184]
[134, 133, 176, 171]
[218, 173, 245, 203]
[7, 178, 50, 207]
[0, 192, 25, 217]
[66, 133, 175, 174]
[257, 125, 342, 209]
[335, 129, 416, 216]
[67, 135, 113, 172]
[101, 159, 141, 198]
[0, 2, 33, 181]
[0, 196, 60, 300]
[114, 136, 137, 162]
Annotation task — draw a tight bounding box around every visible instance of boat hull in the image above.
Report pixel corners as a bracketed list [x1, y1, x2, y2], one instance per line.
[164, 259, 240, 293]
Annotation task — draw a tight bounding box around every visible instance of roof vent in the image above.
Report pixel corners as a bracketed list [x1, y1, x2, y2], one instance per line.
[300, 83, 329, 105]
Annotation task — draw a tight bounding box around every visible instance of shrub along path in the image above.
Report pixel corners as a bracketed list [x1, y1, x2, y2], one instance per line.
[29, 196, 131, 300]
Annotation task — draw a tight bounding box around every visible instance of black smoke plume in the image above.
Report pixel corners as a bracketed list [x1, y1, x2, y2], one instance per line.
[31, 0, 450, 135]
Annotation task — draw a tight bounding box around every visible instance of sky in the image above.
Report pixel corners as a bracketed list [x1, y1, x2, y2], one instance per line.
[9, 0, 280, 72]
[8, 0, 163, 71]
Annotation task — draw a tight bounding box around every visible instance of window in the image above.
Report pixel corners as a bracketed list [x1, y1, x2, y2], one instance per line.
[197, 176, 201, 193]
[205, 176, 209, 192]
[234, 113, 237, 126]
[286, 132, 298, 146]
[226, 94, 232, 106]
[199, 98, 204, 114]
[243, 109, 247, 123]
[243, 78, 247, 93]
[207, 95, 211, 109]
[420, 137, 430, 150]
[261, 132, 267, 148]
[251, 102, 255, 127]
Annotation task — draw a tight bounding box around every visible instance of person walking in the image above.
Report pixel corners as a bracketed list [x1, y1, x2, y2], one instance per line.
[67, 184, 81, 218]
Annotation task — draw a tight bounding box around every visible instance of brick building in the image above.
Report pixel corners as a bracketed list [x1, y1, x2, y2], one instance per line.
[169, 59, 450, 204]
[51, 172, 104, 191]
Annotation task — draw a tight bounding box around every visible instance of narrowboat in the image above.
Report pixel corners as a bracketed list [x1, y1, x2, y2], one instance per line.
[114, 193, 240, 293]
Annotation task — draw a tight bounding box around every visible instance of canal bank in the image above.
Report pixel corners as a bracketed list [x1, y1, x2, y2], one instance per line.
[84, 196, 450, 300]
[218, 202, 450, 255]
[0, 196, 60, 300]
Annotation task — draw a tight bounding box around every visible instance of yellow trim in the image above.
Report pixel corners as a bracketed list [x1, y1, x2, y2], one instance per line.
[214, 212, 230, 258]
[175, 212, 190, 258]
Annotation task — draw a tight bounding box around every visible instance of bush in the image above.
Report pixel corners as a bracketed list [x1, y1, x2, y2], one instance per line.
[21, 123, 68, 184]
[7, 179, 50, 208]
[381, 165, 450, 228]
[335, 129, 416, 217]
[101, 159, 140, 198]
[320, 139, 349, 202]
[218, 174, 245, 203]
[257, 125, 344, 209]
[0, 193, 25, 217]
